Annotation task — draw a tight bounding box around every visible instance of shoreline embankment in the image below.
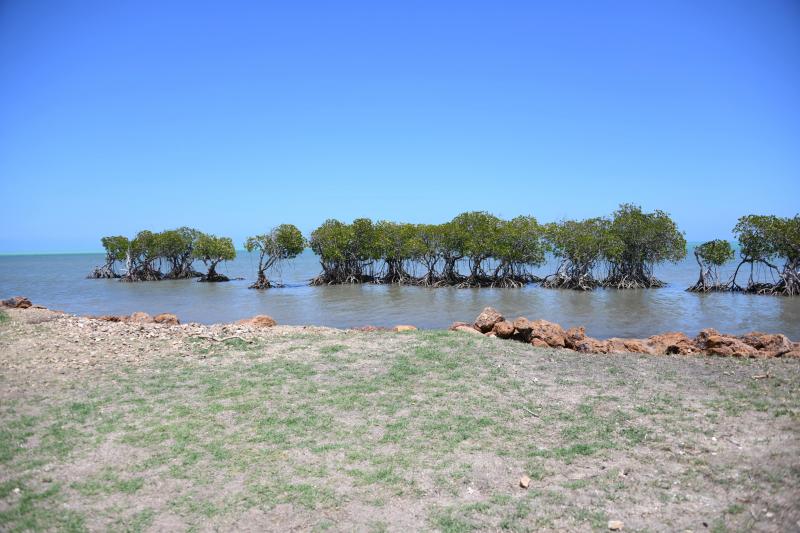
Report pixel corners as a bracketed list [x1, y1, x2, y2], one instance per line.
[2, 295, 799, 360]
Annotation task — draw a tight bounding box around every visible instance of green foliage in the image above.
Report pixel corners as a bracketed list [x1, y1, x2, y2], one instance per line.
[494, 216, 546, 269]
[545, 217, 617, 268]
[733, 214, 800, 294]
[154, 227, 202, 278]
[449, 211, 503, 277]
[695, 240, 734, 267]
[542, 217, 619, 289]
[100, 236, 129, 262]
[350, 218, 378, 262]
[245, 224, 306, 287]
[373, 221, 420, 263]
[193, 234, 236, 265]
[130, 230, 160, 264]
[735, 214, 800, 264]
[245, 224, 305, 263]
[733, 215, 779, 264]
[155, 229, 191, 260]
[192, 233, 235, 281]
[605, 204, 686, 287]
[310, 219, 353, 264]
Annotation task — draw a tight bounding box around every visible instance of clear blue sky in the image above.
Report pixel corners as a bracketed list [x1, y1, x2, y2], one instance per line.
[1, 0, 798, 253]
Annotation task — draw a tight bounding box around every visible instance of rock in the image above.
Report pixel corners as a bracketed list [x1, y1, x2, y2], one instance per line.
[493, 320, 515, 339]
[513, 317, 532, 335]
[739, 332, 794, 357]
[695, 328, 720, 345]
[703, 335, 760, 358]
[519, 475, 531, 489]
[564, 326, 586, 349]
[572, 338, 609, 353]
[530, 338, 550, 349]
[474, 307, 504, 333]
[606, 338, 649, 354]
[153, 313, 180, 325]
[393, 325, 417, 332]
[129, 312, 152, 323]
[454, 325, 482, 335]
[449, 321, 471, 331]
[236, 315, 277, 328]
[96, 315, 124, 322]
[529, 319, 567, 348]
[1, 296, 32, 309]
[608, 520, 624, 530]
[645, 332, 696, 355]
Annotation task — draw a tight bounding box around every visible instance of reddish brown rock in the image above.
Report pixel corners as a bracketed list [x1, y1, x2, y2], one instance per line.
[449, 321, 471, 331]
[493, 320, 515, 339]
[1, 296, 32, 309]
[564, 326, 586, 350]
[606, 338, 649, 354]
[453, 325, 482, 335]
[739, 332, 794, 357]
[530, 338, 550, 348]
[474, 307, 504, 333]
[645, 332, 696, 355]
[785, 347, 800, 358]
[703, 335, 760, 358]
[573, 337, 613, 353]
[129, 312, 153, 323]
[458, 310, 797, 359]
[237, 315, 277, 328]
[529, 319, 567, 348]
[695, 328, 720, 345]
[513, 317, 532, 335]
[153, 313, 180, 325]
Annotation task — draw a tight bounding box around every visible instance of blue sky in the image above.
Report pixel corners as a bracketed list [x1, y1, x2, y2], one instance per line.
[1, 0, 798, 253]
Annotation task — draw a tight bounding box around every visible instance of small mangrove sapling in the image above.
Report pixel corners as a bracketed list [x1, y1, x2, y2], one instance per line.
[245, 224, 305, 289]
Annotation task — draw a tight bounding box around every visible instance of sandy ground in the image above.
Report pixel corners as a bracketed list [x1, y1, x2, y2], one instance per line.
[1, 307, 799, 532]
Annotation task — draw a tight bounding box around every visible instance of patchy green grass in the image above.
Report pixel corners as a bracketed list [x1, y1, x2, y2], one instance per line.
[1, 325, 799, 531]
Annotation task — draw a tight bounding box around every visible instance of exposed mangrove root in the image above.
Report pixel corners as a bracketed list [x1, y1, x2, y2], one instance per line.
[603, 274, 666, 289]
[541, 273, 599, 291]
[490, 275, 535, 288]
[248, 273, 286, 289]
[87, 265, 119, 279]
[686, 276, 733, 293]
[199, 272, 230, 282]
[121, 266, 163, 282]
[164, 263, 203, 280]
[248, 275, 273, 289]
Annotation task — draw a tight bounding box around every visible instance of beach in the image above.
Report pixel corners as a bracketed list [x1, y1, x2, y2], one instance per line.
[1, 306, 798, 531]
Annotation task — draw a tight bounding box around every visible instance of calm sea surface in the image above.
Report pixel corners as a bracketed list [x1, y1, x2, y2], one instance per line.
[1, 249, 798, 339]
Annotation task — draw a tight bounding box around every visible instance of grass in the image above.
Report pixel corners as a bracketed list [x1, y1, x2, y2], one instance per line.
[1, 325, 799, 531]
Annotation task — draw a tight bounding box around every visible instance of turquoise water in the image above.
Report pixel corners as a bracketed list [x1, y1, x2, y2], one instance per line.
[1, 249, 798, 339]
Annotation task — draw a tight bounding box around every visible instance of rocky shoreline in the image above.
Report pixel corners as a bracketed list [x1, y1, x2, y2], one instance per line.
[2, 296, 799, 360]
[452, 307, 800, 358]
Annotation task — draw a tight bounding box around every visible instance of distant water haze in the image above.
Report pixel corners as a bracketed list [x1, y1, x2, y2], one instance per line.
[1, 249, 798, 339]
